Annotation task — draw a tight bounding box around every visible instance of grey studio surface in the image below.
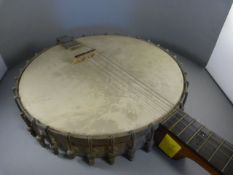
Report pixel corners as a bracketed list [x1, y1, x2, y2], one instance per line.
[0, 54, 233, 175]
[1, 0, 233, 175]
[0, 0, 232, 67]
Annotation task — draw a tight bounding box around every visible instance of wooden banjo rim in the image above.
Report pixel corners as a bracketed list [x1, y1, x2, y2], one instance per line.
[13, 35, 189, 140]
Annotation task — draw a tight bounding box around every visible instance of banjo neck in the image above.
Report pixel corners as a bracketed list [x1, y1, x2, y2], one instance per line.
[155, 110, 233, 175]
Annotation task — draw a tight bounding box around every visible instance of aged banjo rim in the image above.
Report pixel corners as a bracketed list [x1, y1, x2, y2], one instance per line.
[14, 35, 188, 139]
[13, 35, 189, 165]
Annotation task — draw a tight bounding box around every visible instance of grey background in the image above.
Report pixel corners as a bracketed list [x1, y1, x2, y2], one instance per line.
[1, 1, 233, 175]
[0, 0, 232, 67]
[1, 54, 233, 175]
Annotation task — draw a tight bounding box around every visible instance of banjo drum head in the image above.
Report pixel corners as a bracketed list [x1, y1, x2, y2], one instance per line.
[18, 35, 185, 138]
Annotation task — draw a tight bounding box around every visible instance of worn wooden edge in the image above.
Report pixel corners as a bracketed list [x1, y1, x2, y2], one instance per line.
[13, 33, 189, 164]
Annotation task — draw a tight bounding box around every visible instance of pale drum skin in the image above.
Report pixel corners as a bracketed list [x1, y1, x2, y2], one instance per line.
[18, 35, 184, 138]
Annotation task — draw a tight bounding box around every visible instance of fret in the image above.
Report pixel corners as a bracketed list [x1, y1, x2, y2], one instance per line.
[223, 158, 233, 175]
[178, 120, 202, 143]
[162, 113, 182, 129]
[161, 113, 174, 124]
[187, 126, 204, 144]
[208, 140, 225, 161]
[211, 151, 231, 173]
[169, 115, 185, 130]
[170, 116, 193, 135]
[177, 119, 195, 136]
[221, 142, 233, 157]
[221, 142, 233, 173]
[198, 133, 223, 160]
[209, 142, 233, 171]
[159, 110, 233, 174]
[197, 132, 213, 152]
[161, 110, 180, 125]
[222, 155, 233, 172]
[189, 127, 211, 151]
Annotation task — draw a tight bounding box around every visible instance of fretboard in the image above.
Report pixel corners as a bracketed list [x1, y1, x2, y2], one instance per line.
[160, 110, 233, 175]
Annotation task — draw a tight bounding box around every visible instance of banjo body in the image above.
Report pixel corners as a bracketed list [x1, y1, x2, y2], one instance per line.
[13, 35, 188, 164]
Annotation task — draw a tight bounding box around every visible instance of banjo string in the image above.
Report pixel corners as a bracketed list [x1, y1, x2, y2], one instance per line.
[84, 59, 159, 115]
[95, 54, 189, 120]
[96, 52, 174, 107]
[82, 45, 173, 107]
[88, 58, 167, 114]
[90, 54, 172, 112]
[81, 45, 186, 118]
[91, 54, 169, 110]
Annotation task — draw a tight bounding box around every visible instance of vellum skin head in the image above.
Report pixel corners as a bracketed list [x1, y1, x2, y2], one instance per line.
[19, 35, 184, 137]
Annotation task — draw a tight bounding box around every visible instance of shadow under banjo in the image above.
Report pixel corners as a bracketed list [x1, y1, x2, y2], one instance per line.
[13, 35, 233, 175]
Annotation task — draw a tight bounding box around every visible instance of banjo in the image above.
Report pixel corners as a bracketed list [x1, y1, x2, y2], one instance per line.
[13, 35, 233, 174]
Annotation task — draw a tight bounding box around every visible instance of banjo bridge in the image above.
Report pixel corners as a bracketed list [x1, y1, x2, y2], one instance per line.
[56, 35, 97, 63]
[73, 49, 96, 64]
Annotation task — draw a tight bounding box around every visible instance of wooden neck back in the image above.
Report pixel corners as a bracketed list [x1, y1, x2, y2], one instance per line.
[155, 110, 233, 175]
